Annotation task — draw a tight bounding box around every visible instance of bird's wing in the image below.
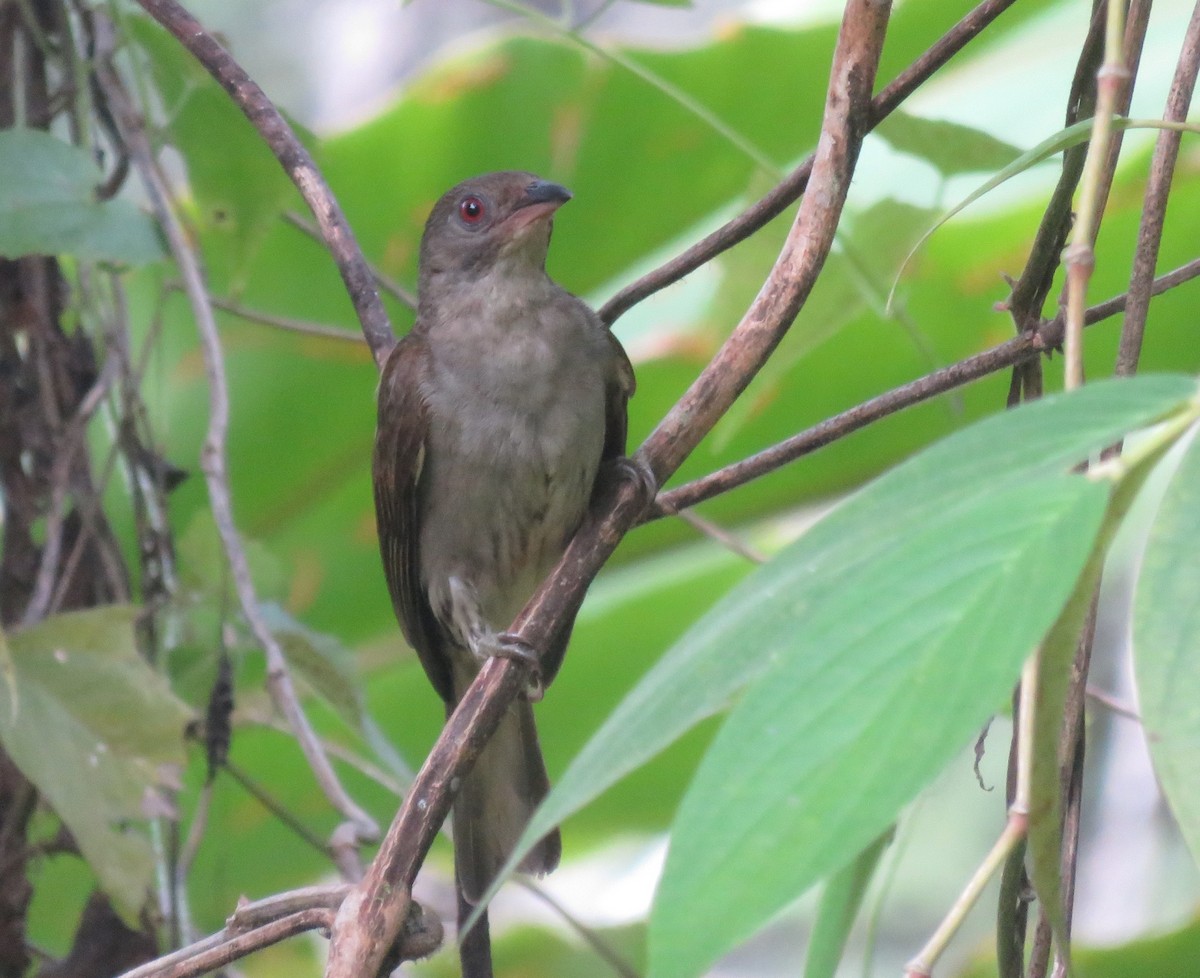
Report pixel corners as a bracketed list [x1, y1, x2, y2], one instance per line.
[539, 326, 637, 689]
[373, 333, 454, 702]
[602, 328, 636, 462]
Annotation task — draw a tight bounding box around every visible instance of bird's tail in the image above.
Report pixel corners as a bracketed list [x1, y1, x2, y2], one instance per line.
[451, 695, 561, 904]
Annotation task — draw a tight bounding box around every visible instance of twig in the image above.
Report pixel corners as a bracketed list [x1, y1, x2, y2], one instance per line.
[1039, 9, 1156, 975]
[1115, 0, 1200, 377]
[134, 0, 396, 366]
[222, 760, 332, 856]
[598, 0, 1019, 325]
[1004, 0, 1104, 336]
[486, 0, 779, 175]
[174, 781, 212, 921]
[1062, 0, 1128, 390]
[282, 211, 417, 310]
[94, 49, 379, 848]
[20, 354, 118, 626]
[323, 4, 892, 975]
[909, 653, 1036, 977]
[516, 879, 642, 978]
[166, 283, 370, 345]
[1084, 684, 1140, 721]
[661, 502, 767, 564]
[651, 257, 1200, 516]
[121, 911, 332, 978]
[905, 814, 1028, 977]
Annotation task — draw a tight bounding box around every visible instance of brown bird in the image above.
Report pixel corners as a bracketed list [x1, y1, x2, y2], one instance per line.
[372, 171, 635, 903]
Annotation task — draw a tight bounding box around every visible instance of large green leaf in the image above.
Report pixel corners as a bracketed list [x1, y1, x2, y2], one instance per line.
[0, 129, 162, 263]
[491, 377, 1197, 907]
[803, 830, 892, 978]
[650, 472, 1109, 978]
[1134, 425, 1200, 864]
[0, 607, 191, 918]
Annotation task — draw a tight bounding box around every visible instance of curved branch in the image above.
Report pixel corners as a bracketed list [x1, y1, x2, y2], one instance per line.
[323, 3, 893, 975]
[133, 0, 396, 366]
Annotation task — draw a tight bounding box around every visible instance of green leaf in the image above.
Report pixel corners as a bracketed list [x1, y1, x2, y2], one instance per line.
[1024, 413, 1197, 972]
[803, 829, 892, 978]
[1134, 425, 1200, 865]
[1074, 917, 1200, 978]
[0, 129, 163, 263]
[491, 376, 1197, 908]
[650, 473, 1109, 978]
[888, 118, 1199, 309]
[0, 607, 191, 918]
[261, 602, 414, 785]
[874, 111, 1024, 177]
[126, 13, 305, 280]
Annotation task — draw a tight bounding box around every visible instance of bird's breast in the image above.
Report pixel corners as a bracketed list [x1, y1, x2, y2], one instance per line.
[417, 305, 610, 630]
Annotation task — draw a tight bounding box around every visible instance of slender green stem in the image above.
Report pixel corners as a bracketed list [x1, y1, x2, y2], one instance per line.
[1063, 0, 1128, 390]
[905, 816, 1028, 977]
[482, 0, 781, 177]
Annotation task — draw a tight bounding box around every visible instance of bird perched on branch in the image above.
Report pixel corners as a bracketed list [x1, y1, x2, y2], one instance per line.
[373, 171, 635, 905]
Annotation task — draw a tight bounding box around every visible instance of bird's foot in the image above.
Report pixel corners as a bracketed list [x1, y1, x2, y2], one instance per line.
[484, 632, 545, 702]
[595, 454, 658, 514]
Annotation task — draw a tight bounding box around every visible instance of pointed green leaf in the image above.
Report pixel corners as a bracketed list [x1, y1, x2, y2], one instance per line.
[650, 473, 1108, 978]
[491, 376, 1197, 908]
[804, 829, 893, 978]
[0, 129, 163, 263]
[0, 607, 190, 918]
[1134, 425, 1200, 865]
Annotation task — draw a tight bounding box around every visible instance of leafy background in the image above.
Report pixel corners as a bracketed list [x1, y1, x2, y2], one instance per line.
[8, 0, 1200, 975]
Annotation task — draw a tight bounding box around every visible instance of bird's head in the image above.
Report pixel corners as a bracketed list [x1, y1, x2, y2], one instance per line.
[417, 171, 572, 294]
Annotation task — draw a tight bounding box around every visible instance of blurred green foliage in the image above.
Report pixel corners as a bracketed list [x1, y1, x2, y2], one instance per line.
[9, 0, 1200, 975]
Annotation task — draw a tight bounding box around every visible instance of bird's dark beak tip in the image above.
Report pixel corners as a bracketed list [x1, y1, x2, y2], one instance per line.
[525, 179, 572, 207]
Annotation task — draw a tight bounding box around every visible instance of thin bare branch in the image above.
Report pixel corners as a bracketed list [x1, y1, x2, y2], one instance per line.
[20, 354, 118, 625]
[283, 210, 417, 311]
[133, 0, 396, 366]
[653, 256, 1200, 516]
[598, 0, 1019, 325]
[93, 52, 379, 848]
[168, 284, 370, 345]
[671, 507, 767, 564]
[517, 879, 642, 978]
[1116, 0, 1200, 376]
[118, 907, 336, 978]
[1084, 684, 1140, 721]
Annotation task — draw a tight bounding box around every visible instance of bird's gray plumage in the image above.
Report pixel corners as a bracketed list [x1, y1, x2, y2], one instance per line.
[373, 171, 633, 902]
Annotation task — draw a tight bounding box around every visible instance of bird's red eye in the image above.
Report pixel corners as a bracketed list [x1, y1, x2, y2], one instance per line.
[459, 196, 486, 225]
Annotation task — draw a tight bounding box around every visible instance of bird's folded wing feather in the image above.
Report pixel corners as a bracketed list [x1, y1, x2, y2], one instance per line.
[373, 333, 454, 703]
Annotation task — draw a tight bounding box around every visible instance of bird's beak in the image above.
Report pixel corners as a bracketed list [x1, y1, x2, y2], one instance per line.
[523, 180, 572, 208]
[504, 180, 572, 232]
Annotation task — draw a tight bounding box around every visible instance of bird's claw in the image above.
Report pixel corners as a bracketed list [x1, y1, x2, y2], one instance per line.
[494, 632, 545, 701]
[597, 454, 658, 512]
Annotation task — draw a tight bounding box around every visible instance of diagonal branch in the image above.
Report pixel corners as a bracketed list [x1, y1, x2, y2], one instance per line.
[323, 3, 893, 975]
[653, 255, 1200, 515]
[133, 0, 396, 366]
[598, 0, 1018, 325]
